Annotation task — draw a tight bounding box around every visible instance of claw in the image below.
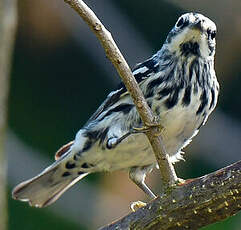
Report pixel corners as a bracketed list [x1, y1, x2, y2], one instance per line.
[106, 132, 131, 149]
[130, 201, 147, 212]
[176, 178, 186, 184]
[177, 178, 195, 186]
[133, 117, 165, 136]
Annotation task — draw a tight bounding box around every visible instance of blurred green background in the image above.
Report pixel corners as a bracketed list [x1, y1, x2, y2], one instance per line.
[8, 0, 241, 229]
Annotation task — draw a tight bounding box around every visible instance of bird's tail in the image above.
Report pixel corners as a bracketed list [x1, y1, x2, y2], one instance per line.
[12, 143, 89, 207]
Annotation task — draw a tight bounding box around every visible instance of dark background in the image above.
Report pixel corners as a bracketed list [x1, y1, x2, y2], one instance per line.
[8, 0, 241, 229]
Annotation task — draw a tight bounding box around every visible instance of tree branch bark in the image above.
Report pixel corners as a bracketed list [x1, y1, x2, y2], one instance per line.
[0, 0, 17, 229]
[64, 0, 177, 188]
[100, 161, 241, 230]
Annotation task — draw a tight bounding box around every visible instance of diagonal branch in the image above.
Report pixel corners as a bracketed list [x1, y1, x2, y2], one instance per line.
[99, 160, 241, 230]
[64, 0, 177, 187]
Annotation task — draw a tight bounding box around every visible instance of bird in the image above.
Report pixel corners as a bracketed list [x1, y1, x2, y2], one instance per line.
[12, 12, 219, 208]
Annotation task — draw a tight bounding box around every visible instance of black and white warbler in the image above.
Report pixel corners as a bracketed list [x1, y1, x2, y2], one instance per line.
[12, 12, 219, 207]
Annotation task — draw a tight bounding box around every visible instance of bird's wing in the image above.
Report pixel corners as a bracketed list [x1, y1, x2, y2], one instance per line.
[55, 56, 160, 159]
[86, 56, 160, 123]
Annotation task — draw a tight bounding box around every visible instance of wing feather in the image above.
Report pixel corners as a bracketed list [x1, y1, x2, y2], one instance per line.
[86, 56, 160, 122]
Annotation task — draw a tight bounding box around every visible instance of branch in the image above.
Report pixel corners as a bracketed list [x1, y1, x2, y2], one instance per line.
[64, 0, 177, 187]
[0, 0, 17, 229]
[100, 161, 241, 230]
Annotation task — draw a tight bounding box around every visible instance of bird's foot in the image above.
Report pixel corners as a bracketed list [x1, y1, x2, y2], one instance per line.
[106, 132, 131, 149]
[177, 178, 196, 186]
[133, 116, 165, 136]
[177, 178, 186, 184]
[130, 201, 147, 212]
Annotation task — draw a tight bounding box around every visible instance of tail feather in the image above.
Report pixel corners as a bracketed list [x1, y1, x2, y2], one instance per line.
[12, 162, 89, 208]
[55, 141, 74, 160]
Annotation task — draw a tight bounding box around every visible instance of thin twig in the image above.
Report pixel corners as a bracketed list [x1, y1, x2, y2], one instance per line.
[64, 0, 177, 187]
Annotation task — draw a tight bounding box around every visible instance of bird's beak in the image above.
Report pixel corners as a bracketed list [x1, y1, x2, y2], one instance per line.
[192, 20, 204, 33]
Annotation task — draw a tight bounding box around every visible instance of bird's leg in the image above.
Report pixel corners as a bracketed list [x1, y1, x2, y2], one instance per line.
[129, 165, 156, 211]
[106, 132, 131, 149]
[133, 116, 165, 137]
[107, 117, 165, 150]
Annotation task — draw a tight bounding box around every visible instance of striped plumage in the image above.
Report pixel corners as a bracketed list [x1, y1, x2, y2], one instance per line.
[12, 12, 219, 207]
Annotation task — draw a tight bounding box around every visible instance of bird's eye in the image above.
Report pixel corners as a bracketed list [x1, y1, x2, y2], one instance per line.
[208, 29, 216, 40]
[176, 17, 185, 28]
[211, 31, 216, 39]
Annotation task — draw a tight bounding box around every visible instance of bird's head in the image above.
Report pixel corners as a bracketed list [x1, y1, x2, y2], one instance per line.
[164, 13, 217, 59]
